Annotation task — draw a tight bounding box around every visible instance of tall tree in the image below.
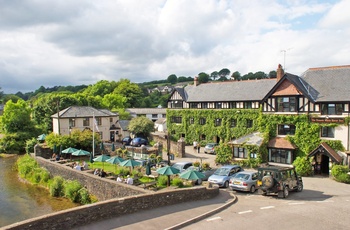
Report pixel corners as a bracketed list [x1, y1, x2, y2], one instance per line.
[167, 74, 178, 84]
[113, 79, 143, 108]
[198, 72, 209, 83]
[269, 70, 277, 78]
[210, 71, 219, 81]
[231, 71, 241, 81]
[128, 116, 154, 138]
[218, 68, 231, 79]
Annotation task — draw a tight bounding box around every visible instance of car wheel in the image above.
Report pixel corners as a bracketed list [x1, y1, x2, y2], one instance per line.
[224, 181, 229, 188]
[297, 183, 303, 192]
[283, 186, 289, 198]
[250, 185, 256, 193]
[262, 175, 274, 189]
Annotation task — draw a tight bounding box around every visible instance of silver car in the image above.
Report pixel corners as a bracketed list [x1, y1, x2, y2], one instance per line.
[229, 171, 258, 193]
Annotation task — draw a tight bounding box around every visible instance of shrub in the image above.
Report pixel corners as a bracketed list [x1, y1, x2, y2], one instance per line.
[115, 167, 130, 177]
[64, 180, 82, 203]
[16, 154, 38, 178]
[293, 156, 313, 176]
[78, 188, 91, 204]
[202, 162, 210, 170]
[171, 177, 184, 188]
[157, 175, 168, 187]
[193, 161, 200, 167]
[331, 165, 350, 184]
[49, 176, 65, 197]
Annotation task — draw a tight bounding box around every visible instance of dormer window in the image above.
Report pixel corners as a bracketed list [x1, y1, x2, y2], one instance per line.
[321, 104, 343, 115]
[276, 97, 296, 112]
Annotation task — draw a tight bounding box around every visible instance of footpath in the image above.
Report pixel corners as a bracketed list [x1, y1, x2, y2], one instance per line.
[75, 146, 233, 230]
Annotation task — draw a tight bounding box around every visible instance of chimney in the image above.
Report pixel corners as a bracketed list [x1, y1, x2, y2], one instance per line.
[194, 76, 199, 86]
[276, 64, 284, 82]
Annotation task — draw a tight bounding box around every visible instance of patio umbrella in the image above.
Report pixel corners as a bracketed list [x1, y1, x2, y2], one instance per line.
[93, 154, 111, 170]
[37, 134, 46, 141]
[119, 159, 141, 168]
[106, 156, 125, 172]
[179, 169, 206, 180]
[111, 143, 115, 151]
[62, 147, 79, 154]
[53, 145, 57, 154]
[72, 149, 91, 161]
[156, 165, 180, 186]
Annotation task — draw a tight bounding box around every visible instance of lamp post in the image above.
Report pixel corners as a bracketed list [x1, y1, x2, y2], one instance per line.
[166, 132, 171, 186]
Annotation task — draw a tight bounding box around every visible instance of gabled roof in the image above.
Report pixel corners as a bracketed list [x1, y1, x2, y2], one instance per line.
[301, 65, 350, 102]
[51, 106, 117, 118]
[155, 118, 166, 124]
[268, 137, 297, 149]
[172, 87, 187, 100]
[308, 142, 342, 163]
[126, 108, 166, 114]
[176, 79, 276, 102]
[263, 73, 317, 103]
[118, 120, 130, 131]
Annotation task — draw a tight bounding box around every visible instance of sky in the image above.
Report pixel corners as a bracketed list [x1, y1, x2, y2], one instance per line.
[1, 0, 349, 94]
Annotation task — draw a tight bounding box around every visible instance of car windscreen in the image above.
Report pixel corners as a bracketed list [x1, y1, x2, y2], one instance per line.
[234, 173, 250, 181]
[214, 168, 230, 176]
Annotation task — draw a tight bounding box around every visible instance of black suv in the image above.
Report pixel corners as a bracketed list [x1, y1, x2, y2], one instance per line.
[257, 165, 303, 198]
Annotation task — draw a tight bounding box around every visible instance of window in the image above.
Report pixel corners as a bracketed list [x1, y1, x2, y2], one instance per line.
[69, 118, 75, 128]
[230, 119, 237, 128]
[201, 103, 208, 109]
[276, 97, 296, 112]
[171, 116, 182, 124]
[200, 134, 206, 140]
[162, 114, 166, 118]
[214, 118, 222, 127]
[278, 124, 296, 135]
[96, 117, 102, 126]
[244, 102, 252, 109]
[109, 118, 113, 122]
[234, 147, 247, 158]
[247, 119, 253, 128]
[152, 114, 158, 118]
[250, 152, 257, 158]
[171, 100, 182, 108]
[83, 118, 90, 126]
[229, 102, 236, 109]
[321, 127, 335, 138]
[190, 103, 199, 109]
[269, 149, 292, 164]
[321, 104, 343, 115]
[215, 102, 222, 109]
[199, 117, 206, 125]
[189, 117, 194, 124]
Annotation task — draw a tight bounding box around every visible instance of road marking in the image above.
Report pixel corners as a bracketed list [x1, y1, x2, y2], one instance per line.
[207, 217, 222, 222]
[238, 210, 253, 214]
[288, 202, 305, 205]
[260, 206, 275, 209]
[316, 200, 334, 203]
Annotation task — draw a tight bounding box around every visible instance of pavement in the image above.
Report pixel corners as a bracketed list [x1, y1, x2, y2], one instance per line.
[75, 146, 231, 230]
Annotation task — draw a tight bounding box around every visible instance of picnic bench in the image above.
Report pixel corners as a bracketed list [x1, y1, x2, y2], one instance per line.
[142, 181, 157, 190]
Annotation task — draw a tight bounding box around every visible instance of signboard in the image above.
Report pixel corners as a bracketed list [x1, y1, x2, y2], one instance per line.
[310, 117, 344, 123]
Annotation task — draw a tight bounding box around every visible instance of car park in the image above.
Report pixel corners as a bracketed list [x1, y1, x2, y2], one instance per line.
[130, 137, 148, 147]
[257, 165, 303, 198]
[204, 143, 218, 154]
[171, 162, 193, 173]
[229, 171, 258, 193]
[208, 165, 243, 188]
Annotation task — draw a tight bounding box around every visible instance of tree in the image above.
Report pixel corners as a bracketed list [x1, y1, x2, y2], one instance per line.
[1, 99, 35, 134]
[82, 80, 117, 97]
[231, 71, 241, 81]
[177, 76, 189, 82]
[218, 68, 231, 79]
[210, 71, 219, 81]
[102, 93, 127, 110]
[254, 71, 267, 79]
[113, 79, 143, 108]
[268, 70, 277, 78]
[128, 116, 154, 138]
[198, 72, 209, 83]
[167, 74, 177, 84]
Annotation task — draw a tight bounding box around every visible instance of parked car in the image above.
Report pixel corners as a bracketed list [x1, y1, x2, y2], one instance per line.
[122, 136, 132, 146]
[171, 162, 193, 173]
[208, 165, 243, 188]
[257, 165, 303, 198]
[204, 143, 218, 154]
[229, 171, 258, 193]
[185, 166, 215, 181]
[130, 137, 149, 147]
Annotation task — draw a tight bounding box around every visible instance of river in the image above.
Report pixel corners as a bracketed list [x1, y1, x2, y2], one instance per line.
[0, 155, 79, 228]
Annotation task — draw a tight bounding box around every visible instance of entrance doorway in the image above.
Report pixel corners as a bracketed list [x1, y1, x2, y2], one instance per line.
[321, 155, 330, 175]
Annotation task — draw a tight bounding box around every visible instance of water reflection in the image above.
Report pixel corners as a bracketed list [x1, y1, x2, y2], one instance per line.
[0, 156, 79, 227]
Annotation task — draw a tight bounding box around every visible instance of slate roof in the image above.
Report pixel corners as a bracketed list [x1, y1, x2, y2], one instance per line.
[118, 120, 130, 131]
[301, 65, 350, 102]
[176, 79, 277, 102]
[51, 106, 118, 118]
[126, 108, 166, 114]
[228, 132, 264, 146]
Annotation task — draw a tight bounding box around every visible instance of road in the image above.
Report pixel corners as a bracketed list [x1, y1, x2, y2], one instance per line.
[183, 176, 350, 230]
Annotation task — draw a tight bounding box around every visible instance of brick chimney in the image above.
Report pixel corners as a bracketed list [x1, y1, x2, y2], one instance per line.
[194, 76, 199, 86]
[276, 64, 284, 82]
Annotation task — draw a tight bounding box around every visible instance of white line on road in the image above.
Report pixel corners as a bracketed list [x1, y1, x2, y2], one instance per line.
[238, 210, 253, 214]
[288, 202, 305, 205]
[260, 206, 275, 209]
[206, 217, 222, 222]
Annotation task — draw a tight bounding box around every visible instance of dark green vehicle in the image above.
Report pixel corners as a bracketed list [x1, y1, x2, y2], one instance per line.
[257, 165, 303, 198]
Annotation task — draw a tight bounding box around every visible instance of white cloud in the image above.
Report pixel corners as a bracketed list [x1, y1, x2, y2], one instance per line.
[0, 0, 349, 93]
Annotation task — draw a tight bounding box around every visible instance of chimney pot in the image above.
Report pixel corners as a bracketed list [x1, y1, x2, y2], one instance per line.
[277, 64, 284, 81]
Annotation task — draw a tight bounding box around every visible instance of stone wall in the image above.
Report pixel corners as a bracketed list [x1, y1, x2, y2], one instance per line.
[151, 133, 186, 158]
[35, 156, 149, 201]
